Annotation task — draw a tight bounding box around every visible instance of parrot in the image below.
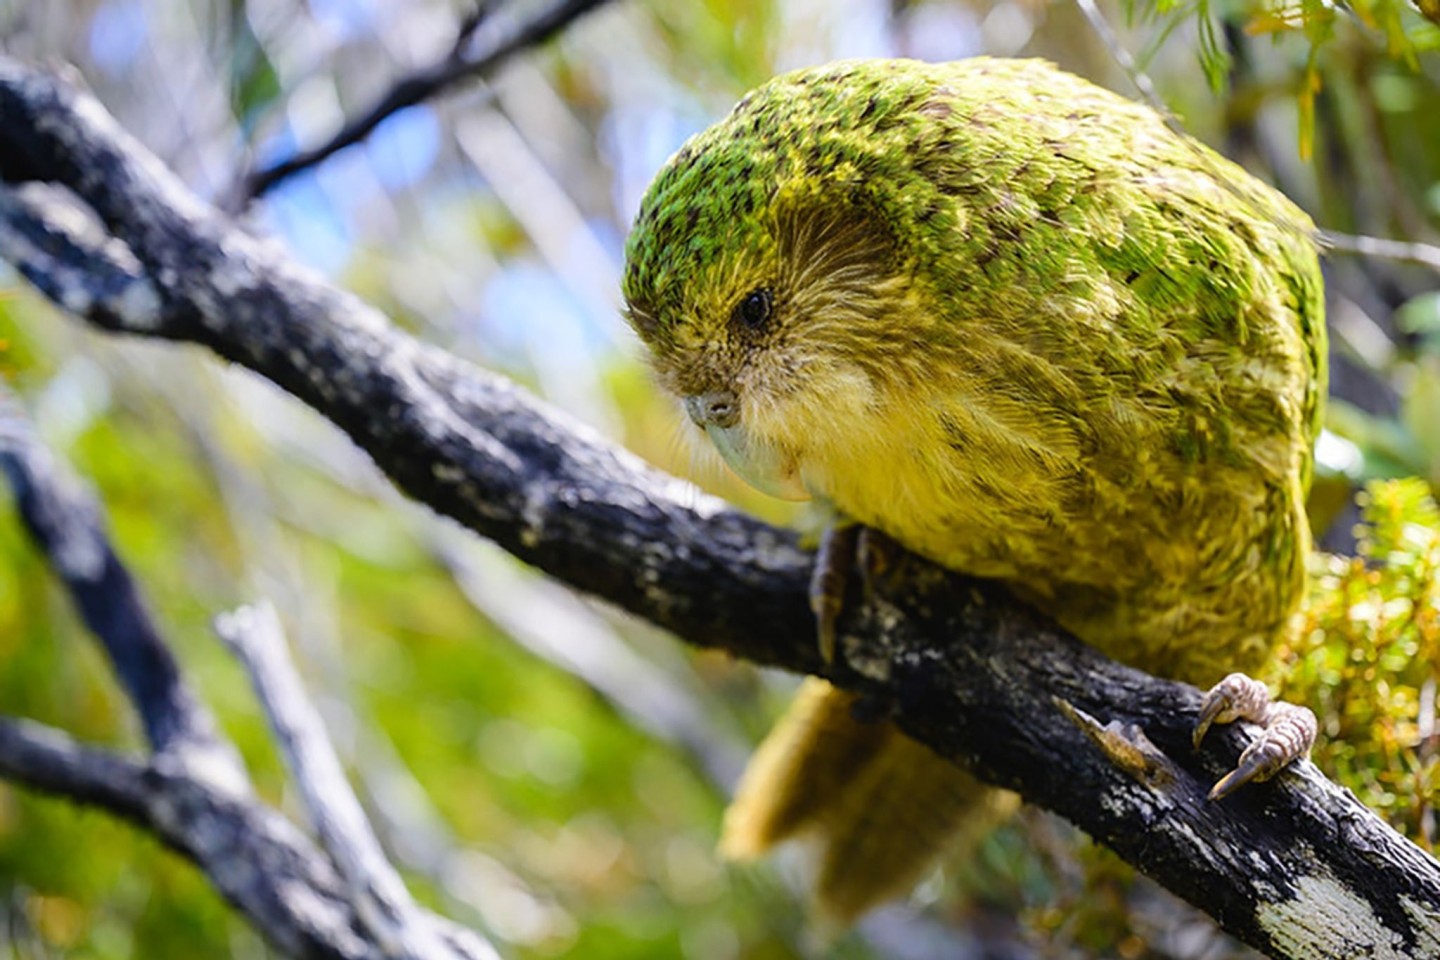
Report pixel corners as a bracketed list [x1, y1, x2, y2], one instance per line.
[620, 57, 1324, 928]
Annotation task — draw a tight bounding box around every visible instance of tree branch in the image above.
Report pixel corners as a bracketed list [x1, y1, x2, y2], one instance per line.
[1319, 229, 1440, 273]
[1, 55, 1438, 959]
[234, 0, 616, 204]
[0, 716, 385, 960]
[216, 603, 498, 960]
[0, 385, 244, 785]
[0, 53, 819, 675]
[0, 390, 499, 958]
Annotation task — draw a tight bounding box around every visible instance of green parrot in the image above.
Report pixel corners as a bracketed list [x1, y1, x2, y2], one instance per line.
[622, 57, 1324, 927]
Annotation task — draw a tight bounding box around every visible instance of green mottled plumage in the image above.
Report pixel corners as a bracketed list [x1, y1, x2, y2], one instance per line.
[622, 58, 1326, 925]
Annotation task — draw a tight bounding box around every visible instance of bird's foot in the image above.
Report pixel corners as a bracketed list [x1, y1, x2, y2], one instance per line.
[1193, 672, 1316, 801]
[810, 522, 900, 663]
[810, 522, 862, 664]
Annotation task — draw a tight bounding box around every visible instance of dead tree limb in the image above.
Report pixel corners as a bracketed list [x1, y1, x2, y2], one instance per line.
[0, 716, 378, 960]
[1, 56, 1438, 960]
[0, 393, 503, 959]
[0, 392, 243, 782]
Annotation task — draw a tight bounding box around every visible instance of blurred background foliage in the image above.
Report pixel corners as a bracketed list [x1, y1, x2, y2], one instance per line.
[0, 1, 1436, 958]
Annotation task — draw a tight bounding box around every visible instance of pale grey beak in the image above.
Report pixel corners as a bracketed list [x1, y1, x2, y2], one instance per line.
[682, 391, 809, 501]
[683, 390, 740, 429]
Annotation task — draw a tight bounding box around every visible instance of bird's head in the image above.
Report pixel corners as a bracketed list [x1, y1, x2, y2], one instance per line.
[621, 61, 953, 501]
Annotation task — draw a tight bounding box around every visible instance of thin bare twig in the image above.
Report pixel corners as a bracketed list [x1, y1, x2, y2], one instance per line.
[235, 0, 615, 205]
[1071, 0, 1171, 117]
[216, 603, 499, 960]
[0, 440, 470, 959]
[1319, 229, 1440, 273]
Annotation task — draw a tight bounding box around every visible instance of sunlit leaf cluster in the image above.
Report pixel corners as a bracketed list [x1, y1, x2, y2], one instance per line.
[1276, 478, 1440, 849]
[1128, 0, 1440, 154]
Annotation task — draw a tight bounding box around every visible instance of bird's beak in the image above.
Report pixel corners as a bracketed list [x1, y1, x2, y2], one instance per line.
[683, 392, 810, 501]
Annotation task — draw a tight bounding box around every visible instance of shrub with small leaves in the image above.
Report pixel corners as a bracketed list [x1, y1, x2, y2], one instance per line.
[1273, 478, 1440, 849]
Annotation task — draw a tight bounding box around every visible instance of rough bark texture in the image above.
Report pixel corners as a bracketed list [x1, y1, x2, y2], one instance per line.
[0, 55, 1438, 959]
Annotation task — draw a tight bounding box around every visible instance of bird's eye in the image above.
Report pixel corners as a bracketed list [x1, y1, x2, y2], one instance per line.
[733, 289, 773, 331]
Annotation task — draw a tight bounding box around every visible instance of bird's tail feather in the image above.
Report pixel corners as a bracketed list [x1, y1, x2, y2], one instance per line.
[720, 677, 1017, 929]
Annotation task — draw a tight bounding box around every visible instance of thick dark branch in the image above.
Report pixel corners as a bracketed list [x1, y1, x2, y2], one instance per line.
[236, 0, 615, 203]
[0, 717, 151, 818]
[829, 548, 1440, 958]
[0, 55, 818, 677]
[1, 56, 1438, 959]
